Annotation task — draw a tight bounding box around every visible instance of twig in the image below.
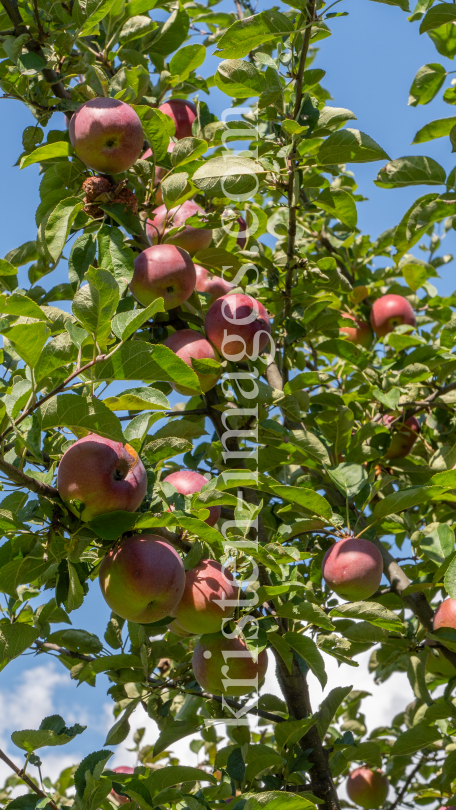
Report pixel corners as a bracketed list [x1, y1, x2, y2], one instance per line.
[389, 756, 426, 810]
[0, 748, 60, 810]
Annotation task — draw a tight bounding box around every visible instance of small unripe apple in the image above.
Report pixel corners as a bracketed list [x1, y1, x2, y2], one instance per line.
[204, 294, 271, 362]
[434, 598, 456, 630]
[57, 434, 147, 522]
[173, 559, 239, 634]
[99, 534, 185, 623]
[146, 200, 212, 256]
[340, 313, 373, 349]
[130, 244, 196, 310]
[382, 414, 420, 460]
[111, 766, 134, 805]
[370, 294, 416, 337]
[192, 632, 268, 697]
[346, 767, 389, 809]
[195, 265, 234, 305]
[158, 99, 197, 140]
[322, 536, 383, 601]
[163, 329, 220, 395]
[69, 98, 143, 175]
[163, 469, 221, 526]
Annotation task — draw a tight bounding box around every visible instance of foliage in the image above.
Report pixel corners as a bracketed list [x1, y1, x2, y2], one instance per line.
[1, 0, 456, 808]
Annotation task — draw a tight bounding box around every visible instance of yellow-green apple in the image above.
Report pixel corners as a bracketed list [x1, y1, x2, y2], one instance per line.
[158, 99, 197, 140]
[382, 414, 420, 460]
[111, 767, 134, 805]
[163, 329, 220, 395]
[69, 98, 143, 175]
[166, 619, 194, 637]
[57, 434, 147, 521]
[99, 534, 185, 622]
[195, 265, 234, 305]
[173, 559, 239, 634]
[130, 244, 196, 310]
[346, 767, 389, 809]
[163, 470, 221, 526]
[204, 294, 271, 362]
[192, 632, 268, 696]
[434, 598, 456, 630]
[370, 294, 416, 337]
[142, 143, 175, 205]
[340, 313, 373, 349]
[322, 536, 383, 601]
[146, 200, 212, 256]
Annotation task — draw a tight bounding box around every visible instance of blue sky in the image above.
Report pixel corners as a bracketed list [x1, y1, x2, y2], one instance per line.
[0, 0, 449, 787]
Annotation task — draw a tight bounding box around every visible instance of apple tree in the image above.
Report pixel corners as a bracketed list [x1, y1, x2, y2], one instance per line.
[1, 0, 456, 809]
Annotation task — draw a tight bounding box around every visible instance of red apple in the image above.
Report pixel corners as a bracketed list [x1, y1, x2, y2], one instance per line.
[69, 98, 143, 175]
[130, 244, 196, 310]
[111, 766, 134, 805]
[322, 536, 383, 601]
[163, 469, 221, 526]
[434, 598, 456, 631]
[340, 313, 373, 349]
[146, 200, 212, 256]
[192, 632, 268, 697]
[158, 98, 197, 140]
[163, 329, 220, 395]
[370, 294, 416, 337]
[205, 294, 271, 362]
[173, 559, 239, 634]
[99, 534, 185, 623]
[346, 767, 389, 809]
[195, 265, 234, 305]
[382, 414, 420, 460]
[57, 434, 147, 522]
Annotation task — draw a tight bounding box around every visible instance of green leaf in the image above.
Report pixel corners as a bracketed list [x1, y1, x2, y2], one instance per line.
[419, 523, 455, 564]
[412, 116, 456, 143]
[270, 485, 332, 521]
[330, 602, 404, 632]
[151, 3, 189, 56]
[105, 700, 140, 746]
[215, 59, 265, 97]
[20, 141, 73, 168]
[445, 554, 456, 598]
[375, 156, 446, 188]
[215, 10, 294, 59]
[171, 138, 207, 168]
[373, 485, 445, 519]
[45, 197, 83, 263]
[143, 436, 193, 463]
[267, 632, 294, 674]
[146, 765, 215, 795]
[391, 723, 441, 755]
[169, 43, 206, 82]
[103, 386, 169, 412]
[372, 386, 401, 410]
[11, 719, 86, 752]
[327, 463, 368, 499]
[74, 751, 114, 798]
[315, 188, 357, 229]
[369, 0, 409, 9]
[319, 129, 390, 164]
[409, 64, 447, 106]
[0, 293, 48, 321]
[0, 624, 38, 665]
[0, 558, 50, 598]
[193, 156, 266, 197]
[318, 338, 368, 369]
[316, 686, 353, 741]
[93, 342, 201, 390]
[420, 2, 456, 33]
[0, 259, 19, 276]
[46, 629, 102, 654]
[430, 470, 456, 486]
[274, 717, 318, 752]
[78, 0, 119, 34]
[6, 322, 50, 368]
[66, 562, 85, 612]
[244, 791, 317, 810]
[276, 601, 334, 631]
[402, 263, 429, 291]
[40, 394, 124, 442]
[133, 105, 174, 160]
[313, 106, 357, 135]
[111, 299, 165, 341]
[408, 652, 432, 704]
[72, 266, 119, 340]
[283, 631, 327, 688]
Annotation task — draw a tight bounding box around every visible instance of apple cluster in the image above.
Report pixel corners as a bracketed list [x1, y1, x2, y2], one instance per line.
[57, 439, 267, 698]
